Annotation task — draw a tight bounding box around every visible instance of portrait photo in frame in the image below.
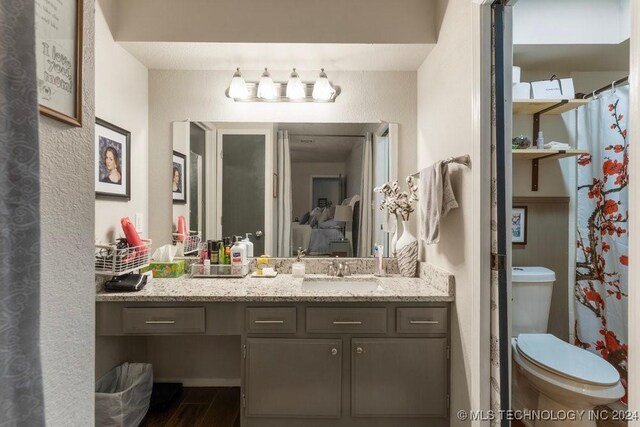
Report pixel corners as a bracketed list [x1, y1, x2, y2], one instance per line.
[172, 151, 187, 204]
[95, 118, 130, 200]
[512, 206, 528, 245]
[35, 0, 83, 126]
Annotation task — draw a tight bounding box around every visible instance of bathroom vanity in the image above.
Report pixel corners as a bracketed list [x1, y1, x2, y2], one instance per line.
[96, 263, 454, 427]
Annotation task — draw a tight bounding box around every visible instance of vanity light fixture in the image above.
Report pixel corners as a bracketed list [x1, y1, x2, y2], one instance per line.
[257, 68, 277, 100]
[312, 68, 336, 101]
[286, 68, 306, 100]
[228, 68, 249, 99]
[226, 68, 340, 102]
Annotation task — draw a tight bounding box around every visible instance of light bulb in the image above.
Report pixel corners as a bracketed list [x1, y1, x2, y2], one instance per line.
[286, 68, 306, 100]
[312, 68, 336, 101]
[228, 68, 249, 99]
[257, 68, 277, 100]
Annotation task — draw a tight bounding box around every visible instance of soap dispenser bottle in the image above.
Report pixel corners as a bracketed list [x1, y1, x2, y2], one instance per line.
[292, 247, 306, 278]
[242, 233, 254, 258]
[231, 236, 247, 266]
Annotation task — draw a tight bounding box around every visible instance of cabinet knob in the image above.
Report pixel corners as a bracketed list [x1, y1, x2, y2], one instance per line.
[356, 347, 364, 354]
[330, 348, 338, 356]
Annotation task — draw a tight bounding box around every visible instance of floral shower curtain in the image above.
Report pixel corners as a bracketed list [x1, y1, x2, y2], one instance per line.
[575, 85, 629, 404]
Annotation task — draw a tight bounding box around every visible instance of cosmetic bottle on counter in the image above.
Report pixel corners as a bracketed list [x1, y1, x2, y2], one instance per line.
[242, 233, 254, 258]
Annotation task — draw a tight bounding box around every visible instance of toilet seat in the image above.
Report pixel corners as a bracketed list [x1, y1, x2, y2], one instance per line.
[516, 334, 620, 386]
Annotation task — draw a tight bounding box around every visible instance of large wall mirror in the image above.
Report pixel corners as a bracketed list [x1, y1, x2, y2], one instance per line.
[172, 121, 397, 258]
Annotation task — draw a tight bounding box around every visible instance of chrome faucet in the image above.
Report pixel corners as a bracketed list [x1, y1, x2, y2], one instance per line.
[326, 257, 352, 277]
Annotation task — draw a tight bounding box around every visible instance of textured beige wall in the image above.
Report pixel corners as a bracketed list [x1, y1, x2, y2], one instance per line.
[115, 0, 437, 44]
[39, 0, 95, 423]
[149, 70, 418, 247]
[417, 0, 479, 423]
[95, 0, 149, 243]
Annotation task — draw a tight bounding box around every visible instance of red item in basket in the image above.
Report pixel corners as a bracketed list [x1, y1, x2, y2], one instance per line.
[176, 216, 187, 242]
[121, 217, 144, 248]
[120, 217, 148, 263]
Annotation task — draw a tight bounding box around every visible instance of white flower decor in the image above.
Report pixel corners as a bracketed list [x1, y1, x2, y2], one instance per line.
[373, 176, 419, 220]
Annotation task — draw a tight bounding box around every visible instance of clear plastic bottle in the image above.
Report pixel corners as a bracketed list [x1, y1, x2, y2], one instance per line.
[536, 131, 545, 149]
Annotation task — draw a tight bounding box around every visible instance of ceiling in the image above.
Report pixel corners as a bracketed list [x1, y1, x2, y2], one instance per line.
[121, 42, 434, 71]
[280, 123, 369, 163]
[514, 40, 630, 72]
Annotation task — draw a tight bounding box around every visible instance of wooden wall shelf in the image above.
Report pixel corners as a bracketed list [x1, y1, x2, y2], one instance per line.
[512, 149, 589, 160]
[512, 99, 590, 115]
[512, 149, 589, 191]
[512, 98, 591, 192]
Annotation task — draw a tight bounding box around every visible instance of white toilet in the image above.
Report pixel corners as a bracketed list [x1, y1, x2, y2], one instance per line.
[511, 266, 624, 427]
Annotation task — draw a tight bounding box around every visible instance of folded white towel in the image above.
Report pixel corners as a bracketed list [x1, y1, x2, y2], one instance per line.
[419, 161, 459, 245]
[544, 141, 571, 150]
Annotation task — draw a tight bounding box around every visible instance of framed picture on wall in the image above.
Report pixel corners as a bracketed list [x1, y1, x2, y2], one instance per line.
[172, 151, 187, 204]
[512, 206, 528, 244]
[95, 118, 130, 200]
[35, 0, 83, 126]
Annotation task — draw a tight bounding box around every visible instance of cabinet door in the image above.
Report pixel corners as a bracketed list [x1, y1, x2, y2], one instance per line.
[245, 338, 342, 418]
[352, 338, 447, 417]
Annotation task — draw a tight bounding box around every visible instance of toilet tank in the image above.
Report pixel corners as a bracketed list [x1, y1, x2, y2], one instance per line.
[512, 266, 556, 336]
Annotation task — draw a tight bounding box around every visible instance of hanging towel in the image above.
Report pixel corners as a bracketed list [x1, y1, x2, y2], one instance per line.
[419, 161, 459, 244]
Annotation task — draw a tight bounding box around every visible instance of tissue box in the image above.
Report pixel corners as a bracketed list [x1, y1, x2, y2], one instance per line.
[140, 260, 185, 278]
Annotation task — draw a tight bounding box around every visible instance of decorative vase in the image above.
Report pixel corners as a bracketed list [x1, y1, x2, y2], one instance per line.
[396, 220, 418, 277]
[390, 214, 402, 257]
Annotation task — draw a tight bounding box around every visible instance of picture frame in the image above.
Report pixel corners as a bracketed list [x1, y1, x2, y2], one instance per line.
[95, 118, 130, 200]
[172, 151, 187, 204]
[512, 206, 528, 245]
[35, 0, 84, 127]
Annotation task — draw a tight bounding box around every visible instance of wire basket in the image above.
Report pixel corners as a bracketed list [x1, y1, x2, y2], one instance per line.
[190, 263, 249, 278]
[173, 231, 201, 255]
[95, 239, 152, 276]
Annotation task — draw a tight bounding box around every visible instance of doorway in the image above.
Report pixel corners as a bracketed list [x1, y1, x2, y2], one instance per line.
[494, 0, 634, 421]
[311, 176, 343, 210]
[216, 129, 273, 255]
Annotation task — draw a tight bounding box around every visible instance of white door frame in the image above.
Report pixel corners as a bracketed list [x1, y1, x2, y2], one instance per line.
[471, 0, 494, 424]
[216, 128, 274, 253]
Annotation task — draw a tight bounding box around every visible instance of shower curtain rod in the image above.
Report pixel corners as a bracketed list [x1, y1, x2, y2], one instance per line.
[582, 76, 629, 99]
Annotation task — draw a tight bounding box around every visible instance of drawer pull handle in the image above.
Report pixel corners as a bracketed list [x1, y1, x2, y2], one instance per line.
[356, 347, 364, 354]
[332, 321, 362, 325]
[410, 320, 439, 324]
[254, 320, 285, 324]
[330, 348, 338, 356]
[145, 320, 176, 325]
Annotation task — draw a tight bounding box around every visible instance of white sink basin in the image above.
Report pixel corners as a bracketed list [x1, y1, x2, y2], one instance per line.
[301, 278, 383, 292]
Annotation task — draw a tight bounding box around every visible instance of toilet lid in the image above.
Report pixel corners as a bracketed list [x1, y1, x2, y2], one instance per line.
[516, 334, 620, 386]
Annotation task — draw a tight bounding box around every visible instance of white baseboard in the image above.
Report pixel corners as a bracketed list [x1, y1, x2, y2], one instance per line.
[154, 377, 241, 387]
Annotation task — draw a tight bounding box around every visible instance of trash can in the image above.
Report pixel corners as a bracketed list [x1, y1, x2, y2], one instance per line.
[95, 363, 153, 427]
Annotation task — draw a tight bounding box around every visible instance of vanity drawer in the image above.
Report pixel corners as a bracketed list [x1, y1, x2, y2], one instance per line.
[396, 307, 448, 334]
[122, 307, 205, 334]
[246, 307, 297, 333]
[306, 308, 387, 333]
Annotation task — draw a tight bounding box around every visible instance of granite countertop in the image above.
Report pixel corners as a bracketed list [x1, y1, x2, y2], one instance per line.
[95, 262, 455, 303]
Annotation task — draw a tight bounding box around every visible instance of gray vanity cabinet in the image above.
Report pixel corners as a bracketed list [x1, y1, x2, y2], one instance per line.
[245, 338, 342, 418]
[351, 338, 447, 417]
